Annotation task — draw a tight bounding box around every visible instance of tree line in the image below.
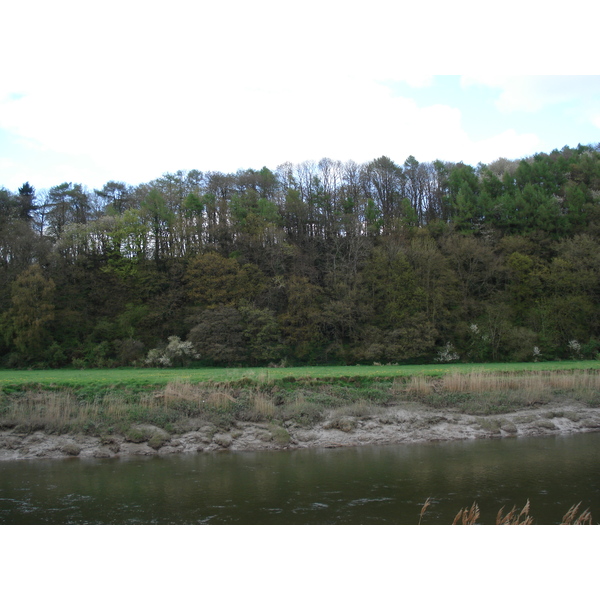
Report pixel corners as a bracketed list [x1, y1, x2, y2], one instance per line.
[1, 143, 600, 368]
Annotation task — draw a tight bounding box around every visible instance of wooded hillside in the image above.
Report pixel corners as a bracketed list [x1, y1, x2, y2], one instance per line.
[2, 144, 600, 368]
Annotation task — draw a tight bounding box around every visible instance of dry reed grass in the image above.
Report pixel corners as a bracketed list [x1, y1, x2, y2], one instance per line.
[405, 376, 434, 396]
[496, 499, 534, 525]
[561, 502, 593, 525]
[0, 390, 174, 431]
[163, 380, 200, 403]
[205, 391, 235, 409]
[405, 370, 600, 397]
[163, 380, 235, 409]
[392, 378, 406, 392]
[1, 391, 101, 430]
[102, 393, 130, 419]
[452, 502, 481, 525]
[251, 392, 275, 418]
[419, 497, 431, 525]
[418, 498, 593, 524]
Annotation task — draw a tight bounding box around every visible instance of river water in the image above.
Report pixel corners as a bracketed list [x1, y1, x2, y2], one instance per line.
[1, 433, 599, 524]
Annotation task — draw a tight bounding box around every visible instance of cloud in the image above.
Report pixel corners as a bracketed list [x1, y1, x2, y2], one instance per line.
[1, 2, 443, 185]
[398, 76, 436, 89]
[470, 129, 540, 164]
[0, 75, 544, 190]
[1, 72, 542, 191]
[0, 5, 567, 189]
[461, 76, 600, 113]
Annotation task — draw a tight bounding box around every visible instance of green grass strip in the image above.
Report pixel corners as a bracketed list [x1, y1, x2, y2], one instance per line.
[1, 360, 599, 388]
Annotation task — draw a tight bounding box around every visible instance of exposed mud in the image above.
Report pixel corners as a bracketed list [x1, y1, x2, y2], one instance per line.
[1, 400, 600, 461]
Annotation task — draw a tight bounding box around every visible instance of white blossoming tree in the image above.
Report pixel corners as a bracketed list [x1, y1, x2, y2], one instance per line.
[145, 336, 200, 367]
[434, 342, 460, 363]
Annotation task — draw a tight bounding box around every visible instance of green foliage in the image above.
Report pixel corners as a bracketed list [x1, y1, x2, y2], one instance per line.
[238, 304, 285, 365]
[360, 246, 423, 328]
[185, 252, 265, 308]
[279, 276, 326, 361]
[2, 144, 600, 368]
[187, 306, 247, 365]
[2, 265, 56, 361]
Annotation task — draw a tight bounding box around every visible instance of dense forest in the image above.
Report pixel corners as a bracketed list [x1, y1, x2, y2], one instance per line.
[1, 143, 600, 368]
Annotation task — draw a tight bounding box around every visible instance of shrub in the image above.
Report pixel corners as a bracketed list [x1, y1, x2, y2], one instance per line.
[213, 433, 232, 448]
[279, 401, 323, 426]
[114, 339, 145, 366]
[124, 427, 151, 443]
[500, 421, 518, 434]
[434, 342, 460, 363]
[148, 432, 171, 450]
[324, 416, 355, 432]
[61, 443, 81, 456]
[267, 423, 290, 445]
[145, 336, 199, 367]
[45, 342, 67, 368]
[568, 339, 583, 360]
[340, 401, 376, 418]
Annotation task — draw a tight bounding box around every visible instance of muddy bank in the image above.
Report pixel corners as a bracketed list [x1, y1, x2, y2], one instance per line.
[1, 399, 600, 461]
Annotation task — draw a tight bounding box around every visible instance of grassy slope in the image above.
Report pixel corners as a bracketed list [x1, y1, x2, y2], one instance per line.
[1, 360, 599, 388]
[2, 361, 600, 438]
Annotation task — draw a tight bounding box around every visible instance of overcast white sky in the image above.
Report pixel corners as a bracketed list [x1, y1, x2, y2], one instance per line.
[1, 1, 599, 192]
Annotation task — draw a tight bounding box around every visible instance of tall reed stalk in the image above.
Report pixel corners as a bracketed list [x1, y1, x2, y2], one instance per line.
[418, 498, 593, 524]
[406, 370, 600, 395]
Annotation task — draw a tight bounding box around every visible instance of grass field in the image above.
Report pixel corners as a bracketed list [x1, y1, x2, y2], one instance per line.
[1, 360, 599, 388]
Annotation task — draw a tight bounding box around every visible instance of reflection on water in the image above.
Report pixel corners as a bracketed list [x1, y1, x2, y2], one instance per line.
[1, 433, 599, 524]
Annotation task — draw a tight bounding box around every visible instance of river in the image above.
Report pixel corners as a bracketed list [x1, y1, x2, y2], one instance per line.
[1, 432, 599, 524]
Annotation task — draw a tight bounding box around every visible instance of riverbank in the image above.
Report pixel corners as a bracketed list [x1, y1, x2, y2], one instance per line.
[2, 397, 600, 461]
[3, 370, 600, 460]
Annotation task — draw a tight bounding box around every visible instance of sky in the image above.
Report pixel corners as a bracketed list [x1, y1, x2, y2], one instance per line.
[1, 1, 599, 193]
